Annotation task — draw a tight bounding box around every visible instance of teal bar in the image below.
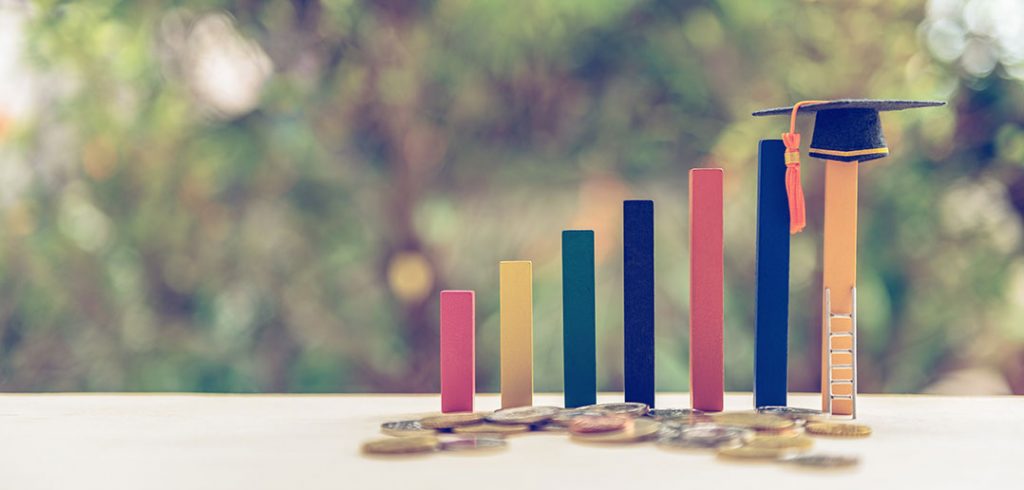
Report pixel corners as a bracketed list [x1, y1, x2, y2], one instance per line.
[562, 230, 596, 408]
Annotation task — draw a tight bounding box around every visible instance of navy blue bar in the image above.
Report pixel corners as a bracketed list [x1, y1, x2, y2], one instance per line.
[624, 200, 655, 408]
[563, 230, 597, 408]
[754, 139, 790, 408]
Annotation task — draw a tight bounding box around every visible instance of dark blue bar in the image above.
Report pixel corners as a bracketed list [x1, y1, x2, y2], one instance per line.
[563, 230, 596, 408]
[754, 139, 790, 408]
[624, 200, 655, 408]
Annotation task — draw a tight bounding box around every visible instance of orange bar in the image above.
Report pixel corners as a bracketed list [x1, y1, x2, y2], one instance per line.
[821, 160, 858, 416]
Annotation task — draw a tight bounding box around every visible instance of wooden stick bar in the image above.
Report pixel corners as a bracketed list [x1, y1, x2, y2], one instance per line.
[754, 140, 790, 408]
[623, 200, 655, 408]
[690, 168, 724, 412]
[562, 230, 596, 408]
[821, 160, 858, 416]
[440, 290, 475, 413]
[500, 261, 533, 408]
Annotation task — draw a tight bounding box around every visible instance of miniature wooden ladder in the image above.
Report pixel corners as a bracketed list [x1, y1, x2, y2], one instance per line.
[824, 287, 857, 419]
[821, 159, 858, 417]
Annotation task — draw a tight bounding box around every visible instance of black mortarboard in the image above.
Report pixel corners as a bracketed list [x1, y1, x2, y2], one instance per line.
[751, 99, 944, 234]
[752, 99, 945, 162]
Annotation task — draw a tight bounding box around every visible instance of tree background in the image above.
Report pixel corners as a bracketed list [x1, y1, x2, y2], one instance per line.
[0, 0, 1022, 395]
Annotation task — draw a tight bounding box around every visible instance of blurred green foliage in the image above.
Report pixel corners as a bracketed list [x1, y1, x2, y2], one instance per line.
[1, 0, 1022, 394]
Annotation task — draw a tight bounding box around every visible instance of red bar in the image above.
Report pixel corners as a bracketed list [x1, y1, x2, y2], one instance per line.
[689, 169, 724, 412]
[440, 290, 475, 413]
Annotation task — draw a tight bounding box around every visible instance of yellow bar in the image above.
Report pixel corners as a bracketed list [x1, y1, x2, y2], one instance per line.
[500, 261, 533, 408]
[821, 160, 858, 416]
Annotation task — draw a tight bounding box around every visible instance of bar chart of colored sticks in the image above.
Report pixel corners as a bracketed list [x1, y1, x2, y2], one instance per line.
[437, 99, 945, 420]
[439, 168, 726, 414]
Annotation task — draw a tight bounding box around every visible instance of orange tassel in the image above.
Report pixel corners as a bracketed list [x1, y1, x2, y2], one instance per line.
[780, 100, 827, 235]
[782, 132, 806, 234]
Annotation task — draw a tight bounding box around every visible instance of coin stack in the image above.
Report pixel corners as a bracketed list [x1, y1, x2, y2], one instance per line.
[362, 403, 870, 469]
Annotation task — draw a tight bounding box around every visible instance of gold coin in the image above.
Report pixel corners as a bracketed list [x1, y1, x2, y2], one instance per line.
[571, 418, 661, 443]
[569, 415, 630, 434]
[805, 421, 872, 438]
[762, 427, 806, 438]
[361, 436, 439, 455]
[747, 434, 814, 451]
[717, 445, 788, 460]
[419, 412, 488, 430]
[452, 423, 531, 435]
[712, 412, 795, 431]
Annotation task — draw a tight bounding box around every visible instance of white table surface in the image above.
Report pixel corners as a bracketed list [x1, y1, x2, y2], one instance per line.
[1, 392, 1020, 489]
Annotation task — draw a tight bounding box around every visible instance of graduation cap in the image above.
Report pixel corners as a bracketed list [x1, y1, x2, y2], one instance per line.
[752, 99, 945, 233]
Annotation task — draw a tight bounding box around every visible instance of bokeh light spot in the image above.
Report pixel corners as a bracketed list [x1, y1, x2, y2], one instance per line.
[387, 251, 434, 303]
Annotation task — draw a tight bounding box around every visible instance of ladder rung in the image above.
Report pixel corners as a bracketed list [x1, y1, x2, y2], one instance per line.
[829, 394, 853, 400]
[830, 379, 853, 384]
[830, 313, 853, 319]
[831, 364, 853, 369]
[829, 348, 853, 354]
[828, 331, 854, 338]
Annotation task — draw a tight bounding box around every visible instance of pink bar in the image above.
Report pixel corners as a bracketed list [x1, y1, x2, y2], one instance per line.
[440, 290, 475, 413]
[690, 169, 724, 412]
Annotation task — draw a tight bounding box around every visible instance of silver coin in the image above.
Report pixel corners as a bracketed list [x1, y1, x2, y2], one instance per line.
[780, 454, 860, 468]
[581, 402, 649, 417]
[657, 424, 754, 450]
[551, 408, 607, 426]
[439, 435, 508, 452]
[656, 420, 691, 440]
[380, 419, 431, 436]
[646, 408, 707, 422]
[486, 406, 562, 425]
[757, 406, 823, 419]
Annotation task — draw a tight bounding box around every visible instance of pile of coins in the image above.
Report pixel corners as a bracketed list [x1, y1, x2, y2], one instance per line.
[362, 403, 870, 469]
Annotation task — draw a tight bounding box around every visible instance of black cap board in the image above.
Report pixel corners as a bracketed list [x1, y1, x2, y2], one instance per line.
[752, 99, 945, 162]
